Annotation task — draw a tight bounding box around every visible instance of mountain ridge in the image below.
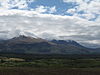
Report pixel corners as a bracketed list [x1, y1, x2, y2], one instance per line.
[0, 35, 99, 54]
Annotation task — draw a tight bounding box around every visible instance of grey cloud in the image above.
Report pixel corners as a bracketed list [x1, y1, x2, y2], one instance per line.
[0, 13, 100, 44]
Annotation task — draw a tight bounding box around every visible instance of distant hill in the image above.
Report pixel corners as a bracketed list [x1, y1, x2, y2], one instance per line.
[0, 35, 99, 54]
[51, 40, 85, 48]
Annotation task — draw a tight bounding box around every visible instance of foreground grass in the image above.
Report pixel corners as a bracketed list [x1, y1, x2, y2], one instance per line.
[0, 59, 100, 75]
[0, 67, 100, 75]
[1, 58, 100, 68]
[1, 55, 100, 75]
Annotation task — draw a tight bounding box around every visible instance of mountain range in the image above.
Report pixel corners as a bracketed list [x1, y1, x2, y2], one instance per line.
[0, 35, 99, 54]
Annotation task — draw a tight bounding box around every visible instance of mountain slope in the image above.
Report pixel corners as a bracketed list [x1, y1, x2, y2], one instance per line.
[0, 35, 96, 54]
[51, 40, 85, 48]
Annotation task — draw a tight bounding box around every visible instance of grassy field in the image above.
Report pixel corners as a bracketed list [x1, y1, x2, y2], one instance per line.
[0, 67, 100, 75]
[0, 59, 100, 75]
[1, 53, 100, 75]
[1, 58, 100, 68]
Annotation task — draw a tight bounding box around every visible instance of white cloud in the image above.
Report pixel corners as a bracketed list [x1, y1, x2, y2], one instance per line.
[66, 8, 76, 14]
[49, 6, 57, 14]
[0, 9, 100, 44]
[63, 0, 83, 4]
[34, 6, 48, 13]
[34, 6, 57, 14]
[95, 15, 100, 23]
[0, 0, 99, 45]
[0, 0, 35, 9]
[65, 0, 100, 20]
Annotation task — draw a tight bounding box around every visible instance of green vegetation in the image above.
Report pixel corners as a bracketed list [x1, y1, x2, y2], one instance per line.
[1, 57, 100, 68]
[1, 53, 100, 75]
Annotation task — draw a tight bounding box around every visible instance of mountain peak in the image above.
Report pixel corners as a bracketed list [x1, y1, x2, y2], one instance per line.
[7, 35, 46, 44]
[18, 35, 28, 38]
[12, 35, 33, 40]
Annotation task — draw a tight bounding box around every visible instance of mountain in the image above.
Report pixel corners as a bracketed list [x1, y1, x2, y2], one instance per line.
[0, 35, 99, 54]
[0, 35, 53, 53]
[51, 40, 85, 48]
[6, 35, 47, 44]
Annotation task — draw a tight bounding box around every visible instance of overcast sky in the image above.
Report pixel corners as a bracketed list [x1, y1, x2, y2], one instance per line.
[0, 0, 100, 45]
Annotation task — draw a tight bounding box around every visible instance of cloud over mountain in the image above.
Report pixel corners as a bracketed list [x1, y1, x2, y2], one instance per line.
[0, 0, 100, 45]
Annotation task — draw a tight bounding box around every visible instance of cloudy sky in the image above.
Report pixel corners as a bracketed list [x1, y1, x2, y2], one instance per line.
[0, 0, 100, 45]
